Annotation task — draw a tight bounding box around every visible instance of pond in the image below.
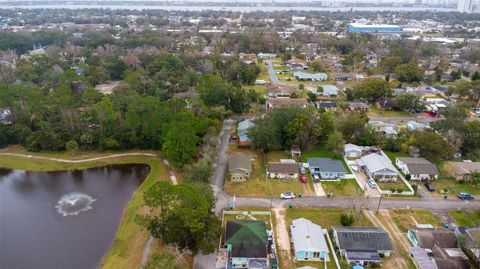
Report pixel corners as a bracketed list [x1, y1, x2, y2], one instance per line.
[0, 164, 149, 269]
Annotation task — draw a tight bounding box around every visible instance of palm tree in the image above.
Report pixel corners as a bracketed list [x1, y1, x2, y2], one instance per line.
[470, 171, 480, 188]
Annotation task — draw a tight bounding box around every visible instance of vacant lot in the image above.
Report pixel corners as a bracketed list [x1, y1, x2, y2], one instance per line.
[389, 209, 443, 232]
[321, 179, 361, 197]
[449, 210, 477, 227]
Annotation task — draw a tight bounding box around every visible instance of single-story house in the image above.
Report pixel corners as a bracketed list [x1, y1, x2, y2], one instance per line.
[333, 227, 393, 266]
[266, 84, 297, 98]
[266, 97, 308, 110]
[290, 218, 329, 262]
[315, 101, 337, 111]
[375, 97, 395, 110]
[344, 144, 363, 158]
[444, 161, 480, 181]
[307, 158, 347, 179]
[319, 85, 339, 97]
[407, 121, 429, 131]
[293, 71, 328, 81]
[395, 157, 439, 181]
[225, 220, 268, 269]
[267, 162, 300, 179]
[237, 119, 255, 145]
[357, 152, 398, 182]
[407, 228, 469, 269]
[228, 154, 253, 182]
[347, 101, 370, 112]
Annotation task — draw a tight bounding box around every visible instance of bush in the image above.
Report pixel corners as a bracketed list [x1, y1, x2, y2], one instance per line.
[340, 213, 355, 226]
[405, 174, 411, 181]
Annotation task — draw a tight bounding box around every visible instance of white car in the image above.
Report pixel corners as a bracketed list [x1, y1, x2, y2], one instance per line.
[367, 178, 377, 188]
[280, 192, 295, 199]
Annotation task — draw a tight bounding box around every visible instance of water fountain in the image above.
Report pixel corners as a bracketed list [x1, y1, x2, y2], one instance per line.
[55, 192, 96, 217]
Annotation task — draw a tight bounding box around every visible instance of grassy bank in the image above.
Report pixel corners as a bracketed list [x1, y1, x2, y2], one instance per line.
[0, 148, 170, 269]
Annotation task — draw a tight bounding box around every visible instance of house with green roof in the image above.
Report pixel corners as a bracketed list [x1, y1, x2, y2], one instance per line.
[225, 220, 268, 269]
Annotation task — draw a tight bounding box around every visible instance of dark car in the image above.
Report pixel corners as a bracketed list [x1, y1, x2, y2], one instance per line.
[458, 192, 474, 200]
[424, 182, 435, 192]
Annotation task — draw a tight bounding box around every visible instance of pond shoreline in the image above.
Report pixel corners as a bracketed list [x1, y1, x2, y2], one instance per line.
[0, 149, 170, 269]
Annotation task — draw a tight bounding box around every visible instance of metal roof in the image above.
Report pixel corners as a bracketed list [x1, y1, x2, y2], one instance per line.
[290, 218, 329, 253]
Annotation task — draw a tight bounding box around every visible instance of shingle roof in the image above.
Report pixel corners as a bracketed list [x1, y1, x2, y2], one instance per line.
[333, 227, 393, 251]
[448, 162, 480, 176]
[291, 218, 329, 253]
[267, 162, 300, 174]
[267, 97, 308, 107]
[396, 157, 439, 175]
[307, 158, 346, 173]
[409, 248, 439, 269]
[225, 220, 267, 258]
[411, 228, 458, 249]
[229, 154, 252, 173]
[345, 250, 381, 261]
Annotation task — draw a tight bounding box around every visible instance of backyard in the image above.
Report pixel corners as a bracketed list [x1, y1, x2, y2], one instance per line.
[449, 210, 480, 227]
[224, 146, 314, 197]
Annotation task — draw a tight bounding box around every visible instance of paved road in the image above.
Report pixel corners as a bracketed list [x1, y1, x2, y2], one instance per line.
[266, 61, 283, 85]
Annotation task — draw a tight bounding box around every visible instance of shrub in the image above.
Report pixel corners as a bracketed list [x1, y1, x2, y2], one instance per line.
[340, 213, 355, 226]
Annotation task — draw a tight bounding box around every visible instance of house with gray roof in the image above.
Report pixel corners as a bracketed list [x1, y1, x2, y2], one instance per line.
[290, 218, 329, 262]
[357, 152, 398, 182]
[228, 154, 253, 182]
[395, 157, 439, 181]
[333, 226, 393, 266]
[344, 144, 363, 158]
[267, 162, 299, 179]
[308, 158, 347, 179]
[293, 71, 328, 81]
[319, 85, 339, 97]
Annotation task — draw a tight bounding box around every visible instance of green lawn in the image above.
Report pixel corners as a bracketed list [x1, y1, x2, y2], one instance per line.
[0, 149, 170, 269]
[377, 181, 411, 193]
[322, 179, 361, 197]
[286, 208, 372, 228]
[449, 210, 477, 227]
[224, 148, 314, 197]
[432, 177, 480, 197]
[383, 150, 410, 164]
[469, 210, 480, 223]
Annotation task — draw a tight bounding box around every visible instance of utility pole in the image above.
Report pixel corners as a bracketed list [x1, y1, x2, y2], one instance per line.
[376, 194, 383, 214]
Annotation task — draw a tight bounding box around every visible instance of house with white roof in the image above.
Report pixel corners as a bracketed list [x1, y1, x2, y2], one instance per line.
[344, 144, 363, 158]
[290, 218, 329, 262]
[357, 152, 398, 182]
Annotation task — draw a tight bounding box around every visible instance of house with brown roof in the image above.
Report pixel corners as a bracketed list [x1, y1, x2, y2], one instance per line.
[395, 157, 439, 181]
[407, 228, 469, 269]
[266, 97, 308, 110]
[228, 154, 253, 182]
[444, 161, 480, 181]
[267, 161, 300, 179]
[266, 84, 297, 98]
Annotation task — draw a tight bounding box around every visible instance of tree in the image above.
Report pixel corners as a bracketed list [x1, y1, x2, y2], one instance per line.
[143, 247, 190, 269]
[395, 63, 423, 83]
[326, 131, 345, 158]
[470, 171, 480, 188]
[381, 56, 403, 73]
[66, 140, 79, 159]
[183, 158, 213, 183]
[336, 112, 368, 141]
[139, 181, 221, 253]
[351, 78, 392, 101]
[394, 93, 424, 111]
[307, 91, 318, 102]
[248, 117, 281, 152]
[472, 71, 480, 81]
[412, 131, 453, 162]
[163, 122, 200, 168]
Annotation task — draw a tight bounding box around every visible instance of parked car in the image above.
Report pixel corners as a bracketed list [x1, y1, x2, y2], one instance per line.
[299, 167, 306, 174]
[299, 175, 307, 183]
[458, 192, 474, 200]
[312, 174, 320, 183]
[367, 178, 377, 188]
[424, 182, 435, 192]
[280, 192, 295, 199]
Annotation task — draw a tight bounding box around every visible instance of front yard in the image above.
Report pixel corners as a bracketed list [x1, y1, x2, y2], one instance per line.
[431, 177, 480, 198]
[389, 209, 443, 233]
[321, 179, 361, 197]
[224, 146, 314, 197]
[449, 210, 479, 227]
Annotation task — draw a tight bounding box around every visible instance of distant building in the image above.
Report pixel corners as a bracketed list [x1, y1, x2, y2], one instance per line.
[458, 0, 478, 13]
[348, 23, 402, 33]
[266, 97, 308, 110]
[0, 107, 12, 125]
[257, 53, 277, 59]
[293, 72, 328, 81]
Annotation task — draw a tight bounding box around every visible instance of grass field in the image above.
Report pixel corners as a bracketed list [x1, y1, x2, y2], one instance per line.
[286, 208, 373, 228]
[432, 177, 480, 197]
[0, 147, 171, 269]
[449, 210, 477, 227]
[321, 179, 361, 197]
[390, 209, 443, 232]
